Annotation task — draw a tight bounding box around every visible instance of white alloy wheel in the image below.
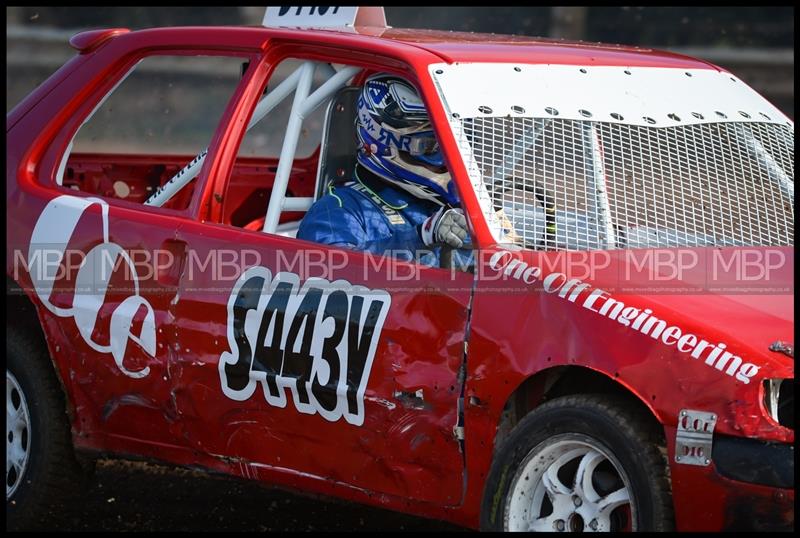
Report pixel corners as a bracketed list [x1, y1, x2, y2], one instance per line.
[7, 370, 32, 499]
[505, 434, 635, 532]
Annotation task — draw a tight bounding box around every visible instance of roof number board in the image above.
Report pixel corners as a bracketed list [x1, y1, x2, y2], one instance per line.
[263, 6, 387, 28]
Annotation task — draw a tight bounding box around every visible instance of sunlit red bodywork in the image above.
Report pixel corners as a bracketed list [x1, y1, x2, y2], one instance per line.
[6, 26, 794, 531]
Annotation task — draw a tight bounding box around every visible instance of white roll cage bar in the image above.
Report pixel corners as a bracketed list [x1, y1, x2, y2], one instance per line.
[144, 61, 360, 234]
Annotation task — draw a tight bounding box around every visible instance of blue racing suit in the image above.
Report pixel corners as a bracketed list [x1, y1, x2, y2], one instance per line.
[297, 169, 471, 268]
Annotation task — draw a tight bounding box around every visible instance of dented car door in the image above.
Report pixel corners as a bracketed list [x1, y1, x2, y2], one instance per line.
[169, 225, 472, 505]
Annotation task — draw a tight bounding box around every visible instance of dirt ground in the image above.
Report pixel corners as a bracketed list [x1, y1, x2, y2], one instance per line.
[31, 459, 468, 532]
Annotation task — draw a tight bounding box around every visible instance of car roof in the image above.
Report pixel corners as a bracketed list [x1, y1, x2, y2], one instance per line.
[109, 25, 718, 71]
[358, 27, 716, 69]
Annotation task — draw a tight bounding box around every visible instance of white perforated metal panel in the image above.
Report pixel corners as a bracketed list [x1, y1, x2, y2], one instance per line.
[430, 63, 791, 128]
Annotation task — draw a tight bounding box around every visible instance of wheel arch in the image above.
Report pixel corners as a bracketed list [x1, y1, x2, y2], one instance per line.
[492, 365, 667, 455]
[7, 276, 46, 336]
[6, 276, 74, 418]
[478, 366, 675, 531]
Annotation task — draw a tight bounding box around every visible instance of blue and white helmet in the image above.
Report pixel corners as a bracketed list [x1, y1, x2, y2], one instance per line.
[356, 74, 458, 206]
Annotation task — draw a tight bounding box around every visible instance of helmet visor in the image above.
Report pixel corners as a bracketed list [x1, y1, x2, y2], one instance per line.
[406, 132, 444, 167]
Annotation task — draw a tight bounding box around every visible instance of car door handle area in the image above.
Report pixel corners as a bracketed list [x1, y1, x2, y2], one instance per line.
[157, 238, 188, 288]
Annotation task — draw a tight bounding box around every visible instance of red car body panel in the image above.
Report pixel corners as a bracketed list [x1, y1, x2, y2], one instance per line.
[6, 25, 793, 530]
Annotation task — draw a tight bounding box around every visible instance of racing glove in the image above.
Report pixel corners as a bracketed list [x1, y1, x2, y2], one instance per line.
[420, 207, 469, 249]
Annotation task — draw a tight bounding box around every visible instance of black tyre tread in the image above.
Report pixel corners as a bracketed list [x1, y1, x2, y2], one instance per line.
[481, 393, 674, 532]
[7, 328, 86, 530]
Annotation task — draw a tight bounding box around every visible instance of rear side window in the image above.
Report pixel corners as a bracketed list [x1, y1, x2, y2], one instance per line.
[61, 54, 244, 209]
[72, 55, 242, 154]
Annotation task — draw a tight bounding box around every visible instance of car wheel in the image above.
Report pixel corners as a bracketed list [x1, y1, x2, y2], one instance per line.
[481, 394, 673, 532]
[6, 329, 85, 530]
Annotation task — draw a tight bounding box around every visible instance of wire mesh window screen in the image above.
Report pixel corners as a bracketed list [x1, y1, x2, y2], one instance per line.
[459, 118, 794, 250]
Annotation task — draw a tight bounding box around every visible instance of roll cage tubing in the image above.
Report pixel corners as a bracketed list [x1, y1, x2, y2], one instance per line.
[200, 38, 476, 231]
[156, 41, 474, 235]
[142, 61, 360, 227]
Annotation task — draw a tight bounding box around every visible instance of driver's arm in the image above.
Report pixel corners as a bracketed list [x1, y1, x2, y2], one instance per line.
[297, 194, 421, 258]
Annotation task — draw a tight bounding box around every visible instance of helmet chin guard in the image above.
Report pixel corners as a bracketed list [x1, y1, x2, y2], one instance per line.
[355, 74, 458, 206]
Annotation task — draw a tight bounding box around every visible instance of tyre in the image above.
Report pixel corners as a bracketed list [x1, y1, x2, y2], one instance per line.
[6, 329, 85, 530]
[481, 394, 673, 532]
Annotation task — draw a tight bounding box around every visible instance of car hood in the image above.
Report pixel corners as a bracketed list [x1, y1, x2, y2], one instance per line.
[640, 291, 793, 378]
[510, 245, 795, 380]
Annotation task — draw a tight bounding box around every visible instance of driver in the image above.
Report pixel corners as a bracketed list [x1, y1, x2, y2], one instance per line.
[297, 73, 471, 267]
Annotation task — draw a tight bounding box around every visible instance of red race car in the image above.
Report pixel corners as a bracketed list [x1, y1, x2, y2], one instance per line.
[6, 7, 794, 531]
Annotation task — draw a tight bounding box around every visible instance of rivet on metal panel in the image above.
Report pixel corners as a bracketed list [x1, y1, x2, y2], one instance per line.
[759, 112, 771, 120]
[579, 109, 592, 118]
[579, 68, 587, 74]
[336, 103, 345, 112]
[715, 111, 728, 119]
[610, 112, 624, 120]
[685, 72, 693, 77]
[680, 411, 687, 417]
[739, 111, 751, 118]
[545, 107, 559, 116]
[643, 116, 656, 124]
[511, 105, 525, 114]
[513, 66, 521, 72]
[691, 112, 704, 119]
[624, 69, 632, 75]
[668, 113, 681, 121]
[676, 455, 682, 462]
[435, 69, 443, 75]
[452, 113, 460, 119]
[478, 105, 493, 114]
